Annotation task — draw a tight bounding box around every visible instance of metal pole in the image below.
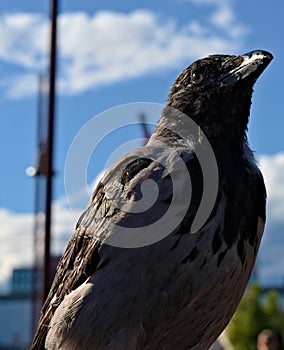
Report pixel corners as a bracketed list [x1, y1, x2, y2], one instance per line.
[43, 0, 58, 302]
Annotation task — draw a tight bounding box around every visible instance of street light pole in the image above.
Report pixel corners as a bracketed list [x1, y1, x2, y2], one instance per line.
[43, 0, 58, 302]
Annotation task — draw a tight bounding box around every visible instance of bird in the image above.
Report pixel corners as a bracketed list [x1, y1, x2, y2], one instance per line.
[31, 50, 273, 350]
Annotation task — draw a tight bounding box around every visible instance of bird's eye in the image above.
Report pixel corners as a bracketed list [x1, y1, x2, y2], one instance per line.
[192, 71, 204, 84]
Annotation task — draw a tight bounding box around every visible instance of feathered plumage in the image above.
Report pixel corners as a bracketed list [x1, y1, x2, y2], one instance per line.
[31, 50, 272, 350]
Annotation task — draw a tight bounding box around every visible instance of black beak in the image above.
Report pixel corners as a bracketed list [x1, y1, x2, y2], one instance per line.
[219, 50, 273, 88]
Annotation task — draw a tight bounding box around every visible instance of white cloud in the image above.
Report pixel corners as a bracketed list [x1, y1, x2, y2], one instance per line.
[188, 0, 248, 38]
[0, 202, 81, 293]
[0, 5, 247, 98]
[57, 9, 240, 94]
[211, 4, 234, 28]
[257, 153, 284, 285]
[0, 208, 33, 293]
[1, 73, 39, 98]
[259, 153, 284, 223]
[0, 13, 48, 68]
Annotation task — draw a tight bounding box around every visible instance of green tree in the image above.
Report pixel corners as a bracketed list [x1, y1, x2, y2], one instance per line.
[226, 284, 284, 350]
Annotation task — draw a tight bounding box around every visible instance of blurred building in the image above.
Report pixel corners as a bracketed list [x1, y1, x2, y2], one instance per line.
[0, 293, 31, 349]
[0, 268, 34, 349]
[11, 268, 42, 296]
[0, 256, 60, 349]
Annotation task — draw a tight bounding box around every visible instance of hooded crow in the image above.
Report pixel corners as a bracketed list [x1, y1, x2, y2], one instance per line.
[31, 50, 273, 350]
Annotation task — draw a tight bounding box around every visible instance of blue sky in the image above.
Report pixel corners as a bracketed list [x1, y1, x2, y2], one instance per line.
[0, 0, 283, 291]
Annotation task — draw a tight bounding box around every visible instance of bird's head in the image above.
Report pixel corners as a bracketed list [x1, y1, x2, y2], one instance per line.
[167, 50, 273, 142]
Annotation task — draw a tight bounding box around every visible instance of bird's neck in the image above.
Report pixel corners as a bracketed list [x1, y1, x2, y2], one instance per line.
[152, 107, 248, 151]
[166, 89, 252, 145]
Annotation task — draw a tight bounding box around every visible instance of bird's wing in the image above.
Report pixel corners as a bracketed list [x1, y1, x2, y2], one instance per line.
[31, 145, 194, 349]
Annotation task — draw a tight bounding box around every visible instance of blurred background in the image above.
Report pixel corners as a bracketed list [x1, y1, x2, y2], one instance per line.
[0, 0, 283, 349]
